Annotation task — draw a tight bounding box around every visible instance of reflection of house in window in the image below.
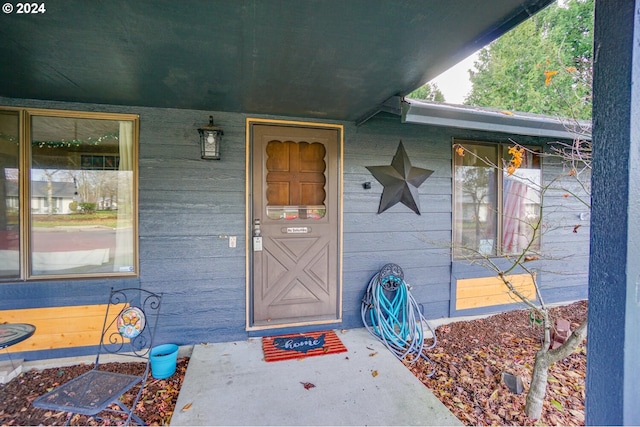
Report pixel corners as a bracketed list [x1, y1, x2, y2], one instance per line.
[6, 181, 76, 214]
[453, 140, 541, 257]
[97, 196, 117, 210]
[2, 109, 138, 280]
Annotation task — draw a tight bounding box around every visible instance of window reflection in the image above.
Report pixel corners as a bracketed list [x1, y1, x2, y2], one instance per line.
[453, 142, 541, 258]
[266, 205, 326, 220]
[29, 116, 136, 276]
[453, 144, 498, 257]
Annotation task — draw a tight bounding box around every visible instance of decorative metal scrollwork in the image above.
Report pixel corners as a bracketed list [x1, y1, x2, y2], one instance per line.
[100, 288, 162, 357]
[379, 263, 404, 291]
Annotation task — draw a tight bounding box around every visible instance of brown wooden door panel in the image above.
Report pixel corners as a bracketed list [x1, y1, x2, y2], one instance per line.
[256, 236, 332, 320]
[266, 141, 326, 206]
[251, 123, 340, 326]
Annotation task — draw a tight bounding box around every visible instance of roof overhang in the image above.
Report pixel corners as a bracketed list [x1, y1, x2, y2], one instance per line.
[0, 0, 555, 122]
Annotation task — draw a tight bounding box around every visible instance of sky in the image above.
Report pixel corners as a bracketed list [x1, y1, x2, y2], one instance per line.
[429, 51, 479, 104]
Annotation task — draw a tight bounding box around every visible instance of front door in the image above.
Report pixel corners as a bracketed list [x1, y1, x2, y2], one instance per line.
[249, 121, 341, 327]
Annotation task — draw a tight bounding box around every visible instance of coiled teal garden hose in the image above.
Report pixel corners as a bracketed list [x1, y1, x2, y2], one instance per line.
[361, 263, 436, 375]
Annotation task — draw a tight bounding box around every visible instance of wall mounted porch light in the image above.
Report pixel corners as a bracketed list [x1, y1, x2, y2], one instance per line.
[197, 115, 224, 160]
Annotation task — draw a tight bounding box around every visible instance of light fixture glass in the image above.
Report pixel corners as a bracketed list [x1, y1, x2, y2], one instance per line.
[197, 115, 223, 160]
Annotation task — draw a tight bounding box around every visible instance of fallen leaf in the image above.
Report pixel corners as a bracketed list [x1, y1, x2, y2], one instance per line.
[400, 301, 587, 427]
[369, 352, 378, 357]
[564, 370, 583, 379]
[181, 402, 193, 412]
[484, 365, 493, 380]
[551, 399, 563, 411]
[569, 409, 585, 421]
[371, 370, 378, 377]
[301, 382, 315, 390]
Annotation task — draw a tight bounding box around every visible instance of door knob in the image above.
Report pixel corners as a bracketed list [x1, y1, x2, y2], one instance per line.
[253, 219, 261, 237]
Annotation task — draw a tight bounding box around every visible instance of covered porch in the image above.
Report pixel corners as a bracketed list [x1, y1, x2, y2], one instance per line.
[0, 1, 638, 423]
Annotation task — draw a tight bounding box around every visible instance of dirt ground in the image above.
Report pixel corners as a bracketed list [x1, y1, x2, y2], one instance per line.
[0, 300, 587, 426]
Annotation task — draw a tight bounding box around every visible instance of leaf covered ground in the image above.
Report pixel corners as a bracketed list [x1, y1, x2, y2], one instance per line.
[0, 358, 189, 425]
[404, 300, 588, 426]
[1, 301, 587, 426]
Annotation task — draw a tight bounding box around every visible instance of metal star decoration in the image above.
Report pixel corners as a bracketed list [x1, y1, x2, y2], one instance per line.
[366, 141, 433, 215]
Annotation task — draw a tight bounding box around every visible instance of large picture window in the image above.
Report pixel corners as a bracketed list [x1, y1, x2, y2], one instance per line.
[453, 140, 541, 258]
[0, 108, 138, 280]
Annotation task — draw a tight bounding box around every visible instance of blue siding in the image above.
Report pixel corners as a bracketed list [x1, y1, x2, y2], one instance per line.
[345, 115, 454, 322]
[351, 114, 589, 321]
[0, 98, 590, 362]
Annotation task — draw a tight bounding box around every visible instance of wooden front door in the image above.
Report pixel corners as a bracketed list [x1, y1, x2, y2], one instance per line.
[250, 121, 341, 327]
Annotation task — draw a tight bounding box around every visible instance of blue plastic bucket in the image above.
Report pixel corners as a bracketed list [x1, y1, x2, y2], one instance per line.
[150, 344, 179, 379]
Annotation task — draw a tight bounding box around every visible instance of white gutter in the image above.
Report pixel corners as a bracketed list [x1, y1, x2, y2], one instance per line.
[402, 99, 591, 141]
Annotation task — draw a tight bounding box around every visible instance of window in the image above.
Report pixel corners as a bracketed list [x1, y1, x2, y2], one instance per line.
[453, 140, 541, 258]
[0, 108, 138, 280]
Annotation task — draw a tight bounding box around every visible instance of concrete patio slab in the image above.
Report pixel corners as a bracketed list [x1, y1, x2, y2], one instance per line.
[170, 328, 462, 426]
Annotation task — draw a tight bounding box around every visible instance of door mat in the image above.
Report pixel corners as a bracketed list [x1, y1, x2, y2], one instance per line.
[262, 330, 348, 362]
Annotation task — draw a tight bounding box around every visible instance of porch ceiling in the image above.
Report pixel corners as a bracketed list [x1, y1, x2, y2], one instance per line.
[0, 0, 553, 122]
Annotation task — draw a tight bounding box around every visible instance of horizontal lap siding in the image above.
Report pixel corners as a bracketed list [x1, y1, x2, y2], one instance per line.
[343, 115, 453, 322]
[0, 97, 591, 361]
[137, 108, 248, 347]
[0, 279, 133, 310]
[537, 156, 590, 305]
[344, 116, 589, 322]
[0, 99, 253, 359]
